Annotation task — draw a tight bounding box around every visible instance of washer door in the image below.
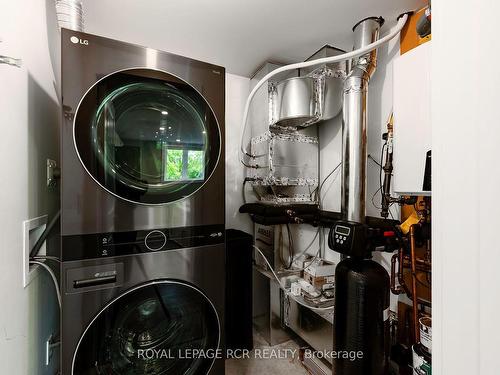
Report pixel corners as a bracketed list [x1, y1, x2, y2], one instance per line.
[72, 280, 220, 375]
[74, 68, 221, 205]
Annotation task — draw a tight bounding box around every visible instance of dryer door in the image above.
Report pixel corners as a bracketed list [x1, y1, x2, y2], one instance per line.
[74, 68, 221, 205]
[72, 280, 221, 374]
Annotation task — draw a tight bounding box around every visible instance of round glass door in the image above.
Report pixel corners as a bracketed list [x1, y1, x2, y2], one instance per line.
[72, 280, 220, 374]
[74, 68, 221, 205]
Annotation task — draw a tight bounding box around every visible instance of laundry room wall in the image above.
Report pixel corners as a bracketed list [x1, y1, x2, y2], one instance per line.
[0, 1, 61, 374]
[225, 73, 253, 234]
[223, 26, 404, 312]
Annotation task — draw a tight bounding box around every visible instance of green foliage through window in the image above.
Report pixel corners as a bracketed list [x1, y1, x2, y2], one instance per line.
[165, 149, 183, 180]
[164, 148, 204, 181]
[187, 150, 204, 179]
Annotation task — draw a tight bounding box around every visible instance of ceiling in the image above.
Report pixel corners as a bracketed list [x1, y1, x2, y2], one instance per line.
[83, 0, 424, 77]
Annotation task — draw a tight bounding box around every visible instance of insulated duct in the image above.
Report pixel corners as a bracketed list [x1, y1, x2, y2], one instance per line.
[239, 14, 409, 164]
[55, 0, 84, 32]
[341, 17, 384, 223]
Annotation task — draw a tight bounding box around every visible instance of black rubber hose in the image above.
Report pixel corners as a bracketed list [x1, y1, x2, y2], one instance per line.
[29, 210, 61, 259]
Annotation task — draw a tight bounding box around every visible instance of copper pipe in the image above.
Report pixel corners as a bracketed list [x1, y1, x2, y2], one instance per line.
[402, 257, 431, 273]
[410, 224, 420, 342]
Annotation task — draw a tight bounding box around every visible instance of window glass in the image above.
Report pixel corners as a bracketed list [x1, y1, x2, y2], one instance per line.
[188, 150, 205, 179]
[165, 149, 183, 180]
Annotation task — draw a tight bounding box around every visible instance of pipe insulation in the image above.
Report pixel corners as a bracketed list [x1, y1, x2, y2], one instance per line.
[239, 14, 409, 162]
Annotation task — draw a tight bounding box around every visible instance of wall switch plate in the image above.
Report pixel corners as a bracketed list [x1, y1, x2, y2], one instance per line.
[23, 215, 48, 288]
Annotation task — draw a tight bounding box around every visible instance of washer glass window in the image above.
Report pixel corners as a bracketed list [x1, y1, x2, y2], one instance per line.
[74, 69, 221, 205]
[73, 281, 220, 374]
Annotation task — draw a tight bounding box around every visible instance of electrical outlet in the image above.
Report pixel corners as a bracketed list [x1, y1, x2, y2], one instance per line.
[23, 215, 48, 287]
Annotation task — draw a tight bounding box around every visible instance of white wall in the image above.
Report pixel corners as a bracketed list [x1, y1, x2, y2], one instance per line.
[225, 73, 252, 233]
[432, 1, 500, 374]
[0, 1, 61, 374]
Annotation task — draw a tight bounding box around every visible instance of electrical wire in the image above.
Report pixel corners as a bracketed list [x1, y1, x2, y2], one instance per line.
[379, 142, 387, 201]
[242, 179, 249, 204]
[371, 186, 383, 210]
[239, 15, 409, 164]
[292, 228, 320, 261]
[388, 202, 397, 220]
[29, 210, 61, 259]
[311, 162, 342, 201]
[29, 260, 61, 309]
[253, 245, 334, 311]
[368, 154, 382, 168]
[285, 224, 294, 269]
[32, 255, 61, 263]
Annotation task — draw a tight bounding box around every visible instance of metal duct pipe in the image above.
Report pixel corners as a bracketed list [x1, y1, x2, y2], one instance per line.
[341, 17, 383, 223]
[55, 0, 84, 32]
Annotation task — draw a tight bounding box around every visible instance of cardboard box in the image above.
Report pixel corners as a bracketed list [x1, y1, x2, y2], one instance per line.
[304, 260, 335, 289]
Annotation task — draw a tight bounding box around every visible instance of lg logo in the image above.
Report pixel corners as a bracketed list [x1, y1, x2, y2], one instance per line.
[70, 36, 89, 45]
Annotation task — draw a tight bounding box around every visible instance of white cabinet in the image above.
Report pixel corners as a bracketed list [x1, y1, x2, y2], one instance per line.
[393, 42, 431, 196]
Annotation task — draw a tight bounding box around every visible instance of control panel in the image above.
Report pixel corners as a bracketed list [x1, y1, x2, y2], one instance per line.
[333, 224, 351, 245]
[62, 224, 225, 261]
[144, 230, 167, 251]
[328, 218, 401, 258]
[328, 221, 370, 258]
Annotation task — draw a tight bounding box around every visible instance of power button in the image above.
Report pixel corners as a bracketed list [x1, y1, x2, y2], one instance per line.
[144, 230, 167, 251]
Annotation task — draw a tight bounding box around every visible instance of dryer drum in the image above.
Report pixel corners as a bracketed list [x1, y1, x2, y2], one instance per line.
[72, 280, 220, 374]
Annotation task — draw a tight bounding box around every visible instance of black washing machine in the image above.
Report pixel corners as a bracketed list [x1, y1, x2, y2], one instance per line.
[60, 29, 226, 374]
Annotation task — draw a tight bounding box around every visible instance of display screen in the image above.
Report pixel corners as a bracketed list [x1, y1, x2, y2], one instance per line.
[336, 225, 350, 236]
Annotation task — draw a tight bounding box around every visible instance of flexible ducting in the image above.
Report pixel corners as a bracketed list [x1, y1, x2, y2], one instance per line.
[239, 14, 409, 163]
[55, 0, 84, 32]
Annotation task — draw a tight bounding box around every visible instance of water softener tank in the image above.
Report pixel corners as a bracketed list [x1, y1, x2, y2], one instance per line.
[334, 258, 390, 375]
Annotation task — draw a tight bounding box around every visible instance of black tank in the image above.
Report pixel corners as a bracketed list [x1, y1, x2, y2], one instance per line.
[334, 258, 390, 375]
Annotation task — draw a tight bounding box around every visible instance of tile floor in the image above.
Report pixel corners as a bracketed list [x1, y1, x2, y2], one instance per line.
[226, 331, 308, 375]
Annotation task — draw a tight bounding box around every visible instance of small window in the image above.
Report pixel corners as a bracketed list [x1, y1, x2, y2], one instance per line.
[164, 147, 205, 181]
[187, 150, 204, 179]
[165, 148, 183, 180]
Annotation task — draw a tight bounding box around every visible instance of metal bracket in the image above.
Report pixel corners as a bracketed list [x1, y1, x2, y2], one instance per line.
[47, 159, 60, 188]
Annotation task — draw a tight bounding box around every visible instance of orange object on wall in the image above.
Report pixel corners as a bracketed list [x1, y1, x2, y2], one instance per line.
[400, 7, 431, 55]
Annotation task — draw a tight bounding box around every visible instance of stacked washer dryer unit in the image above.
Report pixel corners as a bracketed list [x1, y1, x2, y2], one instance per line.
[61, 29, 226, 375]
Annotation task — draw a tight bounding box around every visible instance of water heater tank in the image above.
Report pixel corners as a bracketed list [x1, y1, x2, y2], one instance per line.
[334, 258, 390, 375]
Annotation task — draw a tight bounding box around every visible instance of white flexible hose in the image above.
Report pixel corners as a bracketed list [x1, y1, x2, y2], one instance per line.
[29, 260, 62, 309]
[253, 245, 334, 311]
[240, 14, 409, 162]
